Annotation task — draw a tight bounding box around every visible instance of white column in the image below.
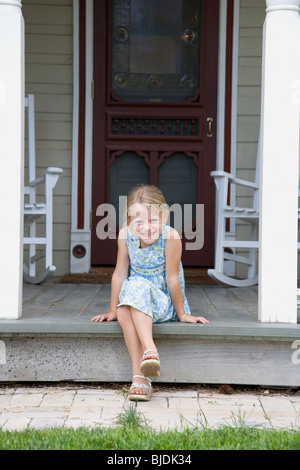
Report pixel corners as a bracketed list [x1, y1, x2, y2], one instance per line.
[259, 0, 300, 323]
[0, 1, 24, 319]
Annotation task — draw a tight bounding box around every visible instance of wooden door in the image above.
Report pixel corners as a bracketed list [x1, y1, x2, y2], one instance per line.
[92, 0, 219, 266]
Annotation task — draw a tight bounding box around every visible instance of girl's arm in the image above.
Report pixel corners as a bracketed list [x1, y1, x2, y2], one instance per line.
[91, 227, 129, 322]
[165, 229, 210, 324]
[109, 227, 130, 314]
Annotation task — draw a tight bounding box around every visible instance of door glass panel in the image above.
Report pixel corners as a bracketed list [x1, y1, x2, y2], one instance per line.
[111, 0, 201, 103]
[158, 153, 198, 230]
[109, 152, 150, 224]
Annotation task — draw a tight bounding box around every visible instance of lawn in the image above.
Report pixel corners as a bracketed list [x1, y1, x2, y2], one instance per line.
[0, 401, 299, 451]
[0, 425, 299, 450]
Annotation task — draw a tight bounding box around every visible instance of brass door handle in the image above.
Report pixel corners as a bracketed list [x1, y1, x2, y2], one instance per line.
[207, 117, 213, 137]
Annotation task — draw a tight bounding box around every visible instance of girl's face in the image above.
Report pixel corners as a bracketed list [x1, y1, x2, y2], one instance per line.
[128, 203, 165, 248]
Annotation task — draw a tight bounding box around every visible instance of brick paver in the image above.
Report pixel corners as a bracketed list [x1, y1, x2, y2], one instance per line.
[0, 385, 299, 431]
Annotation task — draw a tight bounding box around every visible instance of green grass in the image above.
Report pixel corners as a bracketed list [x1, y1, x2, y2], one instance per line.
[0, 425, 299, 450]
[0, 402, 299, 450]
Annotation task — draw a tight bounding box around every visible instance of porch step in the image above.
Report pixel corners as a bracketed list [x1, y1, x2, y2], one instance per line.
[0, 323, 299, 386]
[0, 282, 299, 386]
[1, 313, 299, 340]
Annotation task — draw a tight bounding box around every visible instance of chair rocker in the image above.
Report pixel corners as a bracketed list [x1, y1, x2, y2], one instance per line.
[23, 94, 63, 284]
[208, 138, 260, 287]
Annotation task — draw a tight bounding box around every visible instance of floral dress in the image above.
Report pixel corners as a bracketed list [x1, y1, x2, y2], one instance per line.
[118, 224, 191, 323]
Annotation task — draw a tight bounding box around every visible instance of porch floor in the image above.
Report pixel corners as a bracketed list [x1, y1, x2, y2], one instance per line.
[5, 279, 300, 338]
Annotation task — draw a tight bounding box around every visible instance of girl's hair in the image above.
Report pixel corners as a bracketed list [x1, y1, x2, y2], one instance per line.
[125, 184, 169, 225]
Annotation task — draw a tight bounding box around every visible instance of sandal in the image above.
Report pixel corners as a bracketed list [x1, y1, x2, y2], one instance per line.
[140, 349, 160, 377]
[128, 375, 153, 402]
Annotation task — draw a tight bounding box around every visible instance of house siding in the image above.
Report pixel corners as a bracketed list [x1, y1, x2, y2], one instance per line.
[235, 0, 265, 277]
[23, 0, 73, 276]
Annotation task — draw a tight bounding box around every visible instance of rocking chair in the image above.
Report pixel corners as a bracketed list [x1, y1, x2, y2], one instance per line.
[208, 137, 260, 287]
[23, 94, 63, 284]
[208, 127, 300, 287]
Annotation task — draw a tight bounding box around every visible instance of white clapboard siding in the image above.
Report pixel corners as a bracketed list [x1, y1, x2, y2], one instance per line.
[235, 0, 265, 277]
[23, 0, 73, 276]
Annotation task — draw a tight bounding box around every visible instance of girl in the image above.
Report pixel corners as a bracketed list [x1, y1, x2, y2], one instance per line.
[91, 184, 209, 401]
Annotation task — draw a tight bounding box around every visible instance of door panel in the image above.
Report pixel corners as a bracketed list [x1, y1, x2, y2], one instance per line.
[92, 0, 219, 266]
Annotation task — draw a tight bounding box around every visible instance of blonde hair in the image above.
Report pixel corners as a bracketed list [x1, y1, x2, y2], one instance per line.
[125, 184, 169, 225]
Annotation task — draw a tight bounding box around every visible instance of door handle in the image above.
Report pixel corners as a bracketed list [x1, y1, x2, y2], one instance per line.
[207, 117, 213, 137]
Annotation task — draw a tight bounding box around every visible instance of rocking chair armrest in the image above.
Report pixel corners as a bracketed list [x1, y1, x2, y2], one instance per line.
[43, 167, 63, 176]
[210, 170, 234, 179]
[28, 167, 63, 187]
[210, 171, 259, 190]
[231, 176, 259, 190]
[28, 175, 45, 187]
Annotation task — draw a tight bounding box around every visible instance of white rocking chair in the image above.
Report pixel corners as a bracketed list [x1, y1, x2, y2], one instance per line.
[23, 94, 63, 284]
[208, 130, 300, 287]
[208, 137, 260, 287]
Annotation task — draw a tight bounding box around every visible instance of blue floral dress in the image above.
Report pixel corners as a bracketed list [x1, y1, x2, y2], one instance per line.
[118, 225, 191, 323]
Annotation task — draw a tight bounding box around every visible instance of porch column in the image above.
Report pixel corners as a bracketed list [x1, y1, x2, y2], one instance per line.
[0, 0, 24, 319]
[259, 0, 300, 323]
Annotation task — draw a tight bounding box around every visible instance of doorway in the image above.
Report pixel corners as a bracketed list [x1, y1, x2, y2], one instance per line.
[91, 0, 219, 266]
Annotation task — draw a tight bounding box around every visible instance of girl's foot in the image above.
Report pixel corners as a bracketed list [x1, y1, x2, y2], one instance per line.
[140, 349, 160, 377]
[128, 375, 152, 401]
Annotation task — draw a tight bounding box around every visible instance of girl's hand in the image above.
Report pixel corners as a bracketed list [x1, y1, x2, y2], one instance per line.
[91, 312, 117, 323]
[178, 313, 210, 324]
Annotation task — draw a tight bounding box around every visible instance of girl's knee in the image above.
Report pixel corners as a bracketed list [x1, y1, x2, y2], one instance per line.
[116, 305, 131, 325]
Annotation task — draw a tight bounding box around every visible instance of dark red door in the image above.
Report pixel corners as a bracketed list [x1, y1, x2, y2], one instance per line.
[92, 0, 219, 266]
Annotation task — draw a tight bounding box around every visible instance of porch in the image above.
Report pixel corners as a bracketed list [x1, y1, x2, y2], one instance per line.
[0, 279, 299, 387]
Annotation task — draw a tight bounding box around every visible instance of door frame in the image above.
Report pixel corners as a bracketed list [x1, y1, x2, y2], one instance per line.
[69, 0, 240, 273]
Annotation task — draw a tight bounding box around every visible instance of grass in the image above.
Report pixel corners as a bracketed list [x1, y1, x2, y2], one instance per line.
[0, 402, 299, 450]
[0, 425, 299, 450]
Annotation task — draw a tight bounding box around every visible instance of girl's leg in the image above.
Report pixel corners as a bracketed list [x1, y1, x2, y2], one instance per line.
[117, 305, 143, 373]
[130, 307, 157, 355]
[117, 305, 151, 396]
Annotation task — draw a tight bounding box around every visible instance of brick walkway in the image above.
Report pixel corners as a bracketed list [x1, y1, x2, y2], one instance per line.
[0, 385, 299, 431]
